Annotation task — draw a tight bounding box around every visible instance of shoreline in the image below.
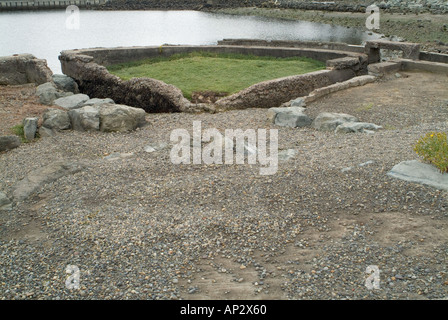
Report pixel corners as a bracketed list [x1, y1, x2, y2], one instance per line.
[1, 4, 447, 53]
[207, 7, 448, 53]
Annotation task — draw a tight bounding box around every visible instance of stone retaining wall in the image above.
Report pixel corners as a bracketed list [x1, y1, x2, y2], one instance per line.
[0, 54, 53, 85]
[59, 44, 368, 113]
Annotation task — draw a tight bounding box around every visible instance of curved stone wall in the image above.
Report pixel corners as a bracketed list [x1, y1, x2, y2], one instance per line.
[59, 43, 369, 113]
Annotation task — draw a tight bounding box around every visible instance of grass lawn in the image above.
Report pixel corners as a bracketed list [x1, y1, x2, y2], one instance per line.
[107, 52, 326, 100]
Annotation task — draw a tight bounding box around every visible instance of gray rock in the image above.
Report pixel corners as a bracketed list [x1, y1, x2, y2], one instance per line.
[54, 94, 90, 110]
[144, 142, 168, 153]
[23, 117, 38, 141]
[335, 122, 382, 134]
[268, 107, 311, 128]
[290, 97, 306, 108]
[36, 82, 73, 105]
[104, 152, 135, 161]
[0, 54, 53, 86]
[52, 74, 79, 93]
[387, 160, 448, 191]
[312, 112, 358, 131]
[144, 146, 156, 153]
[0, 135, 21, 152]
[13, 160, 87, 201]
[358, 160, 375, 167]
[68, 106, 100, 131]
[42, 108, 71, 130]
[0, 191, 12, 211]
[99, 103, 146, 132]
[81, 98, 115, 107]
[278, 149, 298, 161]
[38, 126, 56, 138]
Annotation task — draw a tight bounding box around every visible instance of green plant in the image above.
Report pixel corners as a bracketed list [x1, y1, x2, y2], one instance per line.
[10, 124, 39, 143]
[11, 124, 27, 143]
[414, 131, 448, 173]
[356, 102, 374, 112]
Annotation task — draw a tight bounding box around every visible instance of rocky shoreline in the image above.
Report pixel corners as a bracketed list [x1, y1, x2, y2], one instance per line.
[2, 0, 448, 14]
[97, 0, 448, 14]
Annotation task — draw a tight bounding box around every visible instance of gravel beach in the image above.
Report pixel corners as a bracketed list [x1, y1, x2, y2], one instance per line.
[1, 71, 448, 300]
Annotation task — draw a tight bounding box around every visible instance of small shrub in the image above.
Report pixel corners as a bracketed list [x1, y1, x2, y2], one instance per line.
[414, 131, 448, 173]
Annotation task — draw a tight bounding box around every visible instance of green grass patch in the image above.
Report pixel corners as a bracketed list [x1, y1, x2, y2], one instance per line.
[355, 102, 375, 112]
[11, 124, 27, 143]
[11, 124, 39, 143]
[107, 51, 326, 100]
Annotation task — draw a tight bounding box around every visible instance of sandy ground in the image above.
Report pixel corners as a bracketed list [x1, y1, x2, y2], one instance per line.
[1, 71, 448, 300]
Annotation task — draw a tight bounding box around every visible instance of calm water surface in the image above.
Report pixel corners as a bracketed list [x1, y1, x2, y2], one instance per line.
[0, 10, 380, 73]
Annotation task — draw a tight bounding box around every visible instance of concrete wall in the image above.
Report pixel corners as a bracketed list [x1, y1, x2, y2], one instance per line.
[77, 44, 365, 67]
[419, 51, 448, 64]
[0, 54, 53, 85]
[218, 39, 365, 53]
[59, 44, 368, 113]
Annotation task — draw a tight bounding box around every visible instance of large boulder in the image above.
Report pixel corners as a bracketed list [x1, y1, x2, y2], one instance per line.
[0, 54, 52, 85]
[268, 106, 312, 128]
[23, 117, 38, 141]
[68, 106, 100, 131]
[36, 82, 73, 105]
[42, 108, 71, 130]
[99, 104, 146, 132]
[54, 94, 90, 110]
[0, 135, 21, 152]
[38, 126, 56, 138]
[312, 112, 358, 131]
[52, 74, 79, 93]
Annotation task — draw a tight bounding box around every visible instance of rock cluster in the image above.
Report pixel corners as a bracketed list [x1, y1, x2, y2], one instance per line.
[34, 75, 148, 136]
[268, 102, 382, 134]
[0, 74, 148, 153]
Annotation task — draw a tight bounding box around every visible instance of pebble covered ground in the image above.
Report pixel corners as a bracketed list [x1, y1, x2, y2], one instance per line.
[1, 71, 448, 300]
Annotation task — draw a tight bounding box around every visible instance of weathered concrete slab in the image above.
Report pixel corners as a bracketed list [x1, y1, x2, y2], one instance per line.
[13, 160, 87, 201]
[365, 40, 420, 63]
[305, 75, 376, 103]
[387, 160, 448, 191]
[368, 61, 402, 76]
[401, 59, 448, 74]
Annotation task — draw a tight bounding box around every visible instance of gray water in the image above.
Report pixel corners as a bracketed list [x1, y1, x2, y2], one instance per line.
[0, 10, 380, 74]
